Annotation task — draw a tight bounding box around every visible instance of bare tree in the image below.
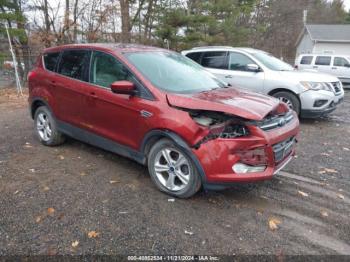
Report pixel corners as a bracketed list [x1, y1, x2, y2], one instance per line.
[119, 0, 130, 42]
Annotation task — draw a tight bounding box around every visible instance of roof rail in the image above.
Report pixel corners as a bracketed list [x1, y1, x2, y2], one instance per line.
[191, 46, 233, 50]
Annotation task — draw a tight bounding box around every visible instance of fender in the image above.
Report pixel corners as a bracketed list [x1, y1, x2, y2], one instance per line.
[30, 86, 57, 118]
[30, 97, 53, 119]
[141, 129, 207, 183]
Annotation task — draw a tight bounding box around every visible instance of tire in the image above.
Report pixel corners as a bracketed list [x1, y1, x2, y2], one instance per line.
[34, 106, 65, 146]
[147, 139, 202, 198]
[272, 91, 300, 115]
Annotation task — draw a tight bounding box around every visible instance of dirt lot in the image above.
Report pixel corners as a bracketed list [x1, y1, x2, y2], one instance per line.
[0, 88, 349, 256]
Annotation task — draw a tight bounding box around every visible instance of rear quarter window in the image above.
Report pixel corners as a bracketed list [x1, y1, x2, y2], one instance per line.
[43, 52, 60, 71]
[300, 56, 313, 65]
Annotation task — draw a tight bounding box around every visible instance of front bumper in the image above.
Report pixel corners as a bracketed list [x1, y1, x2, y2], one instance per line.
[299, 89, 344, 118]
[192, 112, 299, 185]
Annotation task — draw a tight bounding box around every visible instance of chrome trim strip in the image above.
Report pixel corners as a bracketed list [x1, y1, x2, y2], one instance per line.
[274, 155, 293, 175]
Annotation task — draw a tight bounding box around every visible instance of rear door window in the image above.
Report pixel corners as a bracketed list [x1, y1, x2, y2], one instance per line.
[300, 56, 313, 65]
[185, 52, 202, 64]
[315, 56, 331, 66]
[201, 51, 228, 69]
[57, 50, 91, 81]
[43, 52, 60, 71]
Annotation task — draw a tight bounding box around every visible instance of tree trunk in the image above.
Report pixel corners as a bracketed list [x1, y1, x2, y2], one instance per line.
[143, 0, 155, 43]
[119, 0, 130, 43]
[43, 0, 51, 47]
[63, 0, 70, 43]
[73, 0, 79, 43]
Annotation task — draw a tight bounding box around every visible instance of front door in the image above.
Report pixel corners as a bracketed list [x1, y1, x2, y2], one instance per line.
[332, 57, 350, 80]
[82, 51, 152, 150]
[209, 52, 265, 93]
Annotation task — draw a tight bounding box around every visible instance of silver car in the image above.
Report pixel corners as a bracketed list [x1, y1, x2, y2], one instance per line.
[182, 46, 344, 118]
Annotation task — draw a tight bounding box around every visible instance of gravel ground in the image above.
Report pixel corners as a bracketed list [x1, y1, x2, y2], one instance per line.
[0, 88, 349, 256]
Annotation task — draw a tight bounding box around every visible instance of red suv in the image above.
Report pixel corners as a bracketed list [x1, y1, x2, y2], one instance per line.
[28, 44, 299, 198]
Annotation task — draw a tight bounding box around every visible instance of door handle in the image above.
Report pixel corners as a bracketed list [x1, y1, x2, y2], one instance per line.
[50, 80, 56, 86]
[89, 92, 98, 98]
[332, 67, 337, 70]
[225, 75, 233, 79]
[313, 66, 318, 69]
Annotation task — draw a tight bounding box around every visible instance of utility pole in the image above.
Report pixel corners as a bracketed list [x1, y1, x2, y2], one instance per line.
[5, 24, 23, 96]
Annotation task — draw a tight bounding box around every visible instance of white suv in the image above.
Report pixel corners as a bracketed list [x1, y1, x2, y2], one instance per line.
[182, 46, 344, 118]
[295, 54, 350, 87]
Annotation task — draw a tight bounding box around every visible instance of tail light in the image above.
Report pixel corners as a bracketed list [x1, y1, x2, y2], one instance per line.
[27, 70, 36, 82]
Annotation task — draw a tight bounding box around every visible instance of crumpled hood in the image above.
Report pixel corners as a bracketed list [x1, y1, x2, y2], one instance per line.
[279, 70, 340, 82]
[167, 87, 280, 121]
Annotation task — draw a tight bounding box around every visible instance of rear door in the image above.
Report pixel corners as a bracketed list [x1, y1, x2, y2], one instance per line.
[54, 49, 91, 127]
[198, 51, 229, 82]
[314, 56, 332, 74]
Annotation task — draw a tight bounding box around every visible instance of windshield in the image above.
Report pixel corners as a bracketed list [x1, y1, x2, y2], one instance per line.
[125, 51, 226, 94]
[251, 52, 294, 71]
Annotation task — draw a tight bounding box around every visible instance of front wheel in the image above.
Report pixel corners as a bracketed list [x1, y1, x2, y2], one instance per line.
[147, 139, 202, 198]
[272, 91, 300, 115]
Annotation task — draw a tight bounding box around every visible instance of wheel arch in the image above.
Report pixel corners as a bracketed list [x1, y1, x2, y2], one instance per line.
[268, 88, 298, 97]
[30, 98, 51, 119]
[268, 88, 301, 115]
[140, 129, 207, 183]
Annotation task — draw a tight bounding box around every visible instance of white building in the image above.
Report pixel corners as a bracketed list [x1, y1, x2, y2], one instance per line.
[295, 24, 350, 57]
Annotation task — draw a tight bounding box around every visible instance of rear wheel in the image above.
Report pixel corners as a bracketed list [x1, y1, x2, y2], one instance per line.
[272, 91, 300, 115]
[34, 106, 65, 146]
[147, 139, 201, 198]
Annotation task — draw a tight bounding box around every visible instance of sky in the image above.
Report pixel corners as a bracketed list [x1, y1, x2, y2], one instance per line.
[344, 0, 350, 11]
[330, 0, 350, 11]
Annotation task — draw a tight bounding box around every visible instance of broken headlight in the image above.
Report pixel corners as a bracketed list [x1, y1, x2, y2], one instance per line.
[192, 116, 214, 127]
[220, 124, 249, 138]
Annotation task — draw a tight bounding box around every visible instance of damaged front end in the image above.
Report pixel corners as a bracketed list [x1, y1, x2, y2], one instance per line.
[175, 102, 299, 183]
[187, 110, 250, 149]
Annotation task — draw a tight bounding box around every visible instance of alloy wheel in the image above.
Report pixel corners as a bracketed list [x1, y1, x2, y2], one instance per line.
[153, 148, 191, 192]
[278, 96, 294, 110]
[36, 112, 52, 142]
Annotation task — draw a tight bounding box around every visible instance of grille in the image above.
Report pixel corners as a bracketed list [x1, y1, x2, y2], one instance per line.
[272, 137, 295, 163]
[331, 82, 341, 94]
[258, 111, 294, 131]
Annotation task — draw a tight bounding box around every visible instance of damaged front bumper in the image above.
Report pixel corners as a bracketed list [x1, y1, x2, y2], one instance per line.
[192, 111, 299, 188]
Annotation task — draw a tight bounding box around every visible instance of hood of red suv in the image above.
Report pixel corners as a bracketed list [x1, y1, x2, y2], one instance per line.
[167, 87, 280, 121]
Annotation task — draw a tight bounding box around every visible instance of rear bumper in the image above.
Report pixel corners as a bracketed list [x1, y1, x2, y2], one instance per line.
[193, 112, 299, 185]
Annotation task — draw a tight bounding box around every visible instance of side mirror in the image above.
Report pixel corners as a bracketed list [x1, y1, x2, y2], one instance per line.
[110, 81, 136, 95]
[345, 64, 350, 68]
[246, 64, 261, 72]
